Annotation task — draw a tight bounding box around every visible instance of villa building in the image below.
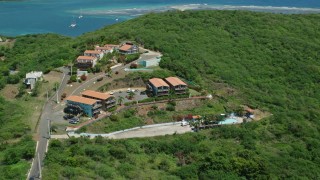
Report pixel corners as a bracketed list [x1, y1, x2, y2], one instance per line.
[95, 46, 114, 54]
[24, 71, 43, 89]
[81, 90, 116, 110]
[65, 96, 102, 117]
[84, 50, 104, 59]
[76, 56, 97, 70]
[119, 42, 138, 54]
[147, 78, 170, 96]
[165, 77, 188, 94]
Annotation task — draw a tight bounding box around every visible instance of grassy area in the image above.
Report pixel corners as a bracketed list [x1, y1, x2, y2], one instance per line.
[84, 99, 225, 133]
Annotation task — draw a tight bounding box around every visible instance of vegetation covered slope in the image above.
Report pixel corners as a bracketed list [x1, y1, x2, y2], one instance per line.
[41, 10, 320, 179]
[0, 97, 35, 179]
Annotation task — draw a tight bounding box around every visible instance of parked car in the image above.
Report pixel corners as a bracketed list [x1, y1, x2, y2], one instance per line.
[63, 114, 74, 120]
[69, 117, 79, 122]
[110, 91, 114, 95]
[69, 120, 78, 124]
[127, 88, 132, 93]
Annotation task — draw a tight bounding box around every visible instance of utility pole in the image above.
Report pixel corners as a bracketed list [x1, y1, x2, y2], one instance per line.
[38, 153, 41, 179]
[46, 88, 49, 101]
[56, 83, 59, 104]
[48, 119, 51, 139]
[70, 64, 73, 77]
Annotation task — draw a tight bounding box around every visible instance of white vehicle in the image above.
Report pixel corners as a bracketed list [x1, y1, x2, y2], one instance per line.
[109, 91, 114, 95]
[181, 120, 188, 126]
[127, 88, 132, 93]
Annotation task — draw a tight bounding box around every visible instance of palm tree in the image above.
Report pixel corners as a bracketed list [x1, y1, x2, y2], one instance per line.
[128, 91, 135, 100]
[118, 96, 124, 105]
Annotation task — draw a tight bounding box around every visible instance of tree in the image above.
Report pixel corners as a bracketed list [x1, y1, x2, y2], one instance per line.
[118, 96, 124, 105]
[128, 91, 135, 99]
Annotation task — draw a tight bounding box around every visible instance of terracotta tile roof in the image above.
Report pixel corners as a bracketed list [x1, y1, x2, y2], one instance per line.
[95, 46, 112, 51]
[119, 44, 132, 51]
[66, 95, 97, 105]
[84, 50, 102, 54]
[149, 78, 169, 88]
[165, 77, 187, 86]
[77, 56, 96, 61]
[104, 44, 119, 48]
[81, 90, 112, 100]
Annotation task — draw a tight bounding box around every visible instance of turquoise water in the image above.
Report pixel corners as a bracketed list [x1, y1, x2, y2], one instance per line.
[219, 118, 238, 125]
[1, 0, 320, 37]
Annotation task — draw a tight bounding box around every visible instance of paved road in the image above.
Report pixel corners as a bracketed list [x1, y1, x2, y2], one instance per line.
[28, 67, 70, 180]
[28, 49, 161, 179]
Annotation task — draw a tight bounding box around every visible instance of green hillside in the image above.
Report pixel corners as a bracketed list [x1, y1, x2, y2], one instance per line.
[42, 10, 320, 179]
[0, 10, 320, 179]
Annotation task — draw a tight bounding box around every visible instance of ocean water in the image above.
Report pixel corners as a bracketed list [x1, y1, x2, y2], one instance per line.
[0, 0, 319, 37]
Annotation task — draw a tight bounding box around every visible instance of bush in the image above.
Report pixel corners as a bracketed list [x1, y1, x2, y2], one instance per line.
[109, 115, 119, 122]
[166, 104, 175, 111]
[70, 75, 77, 82]
[7, 75, 20, 84]
[80, 74, 87, 81]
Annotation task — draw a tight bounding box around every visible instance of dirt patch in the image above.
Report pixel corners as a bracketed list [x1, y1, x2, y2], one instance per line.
[108, 77, 145, 90]
[252, 109, 271, 121]
[0, 84, 19, 100]
[175, 99, 203, 111]
[136, 99, 203, 117]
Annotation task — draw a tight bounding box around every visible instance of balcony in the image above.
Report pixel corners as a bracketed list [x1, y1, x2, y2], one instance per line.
[93, 104, 102, 109]
[157, 88, 169, 92]
[106, 99, 116, 104]
[174, 86, 187, 90]
[106, 104, 116, 108]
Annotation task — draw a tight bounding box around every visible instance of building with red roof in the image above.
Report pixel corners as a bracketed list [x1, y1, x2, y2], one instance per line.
[81, 90, 116, 110]
[165, 77, 188, 94]
[147, 78, 170, 96]
[76, 56, 98, 70]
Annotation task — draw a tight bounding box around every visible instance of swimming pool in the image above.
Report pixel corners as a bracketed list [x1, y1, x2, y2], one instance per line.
[218, 118, 238, 125]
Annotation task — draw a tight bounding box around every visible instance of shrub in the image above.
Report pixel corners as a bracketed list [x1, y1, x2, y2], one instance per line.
[166, 104, 175, 111]
[109, 115, 119, 122]
[80, 74, 87, 81]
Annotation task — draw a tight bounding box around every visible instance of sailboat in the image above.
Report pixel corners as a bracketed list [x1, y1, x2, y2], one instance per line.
[78, 9, 83, 19]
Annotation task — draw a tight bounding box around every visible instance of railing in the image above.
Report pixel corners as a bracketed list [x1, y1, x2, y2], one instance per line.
[174, 87, 187, 90]
[106, 99, 116, 104]
[93, 104, 102, 109]
[158, 88, 169, 92]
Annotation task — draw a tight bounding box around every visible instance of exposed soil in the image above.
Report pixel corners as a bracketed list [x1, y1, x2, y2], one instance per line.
[0, 84, 19, 100]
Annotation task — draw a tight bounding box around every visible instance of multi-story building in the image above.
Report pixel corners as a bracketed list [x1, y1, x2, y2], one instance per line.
[84, 50, 104, 59]
[65, 95, 102, 117]
[95, 46, 113, 54]
[76, 56, 97, 70]
[81, 90, 116, 110]
[165, 77, 188, 94]
[147, 78, 170, 96]
[119, 42, 138, 54]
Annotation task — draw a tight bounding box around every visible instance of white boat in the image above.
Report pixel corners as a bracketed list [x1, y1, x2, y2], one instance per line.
[70, 23, 76, 28]
[69, 16, 77, 27]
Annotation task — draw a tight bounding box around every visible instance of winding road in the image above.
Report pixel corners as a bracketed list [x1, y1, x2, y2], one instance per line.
[27, 49, 161, 179]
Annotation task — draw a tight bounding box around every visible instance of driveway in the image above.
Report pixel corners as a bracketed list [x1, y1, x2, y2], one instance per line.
[109, 124, 192, 139]
[110, 88, 148, 104]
